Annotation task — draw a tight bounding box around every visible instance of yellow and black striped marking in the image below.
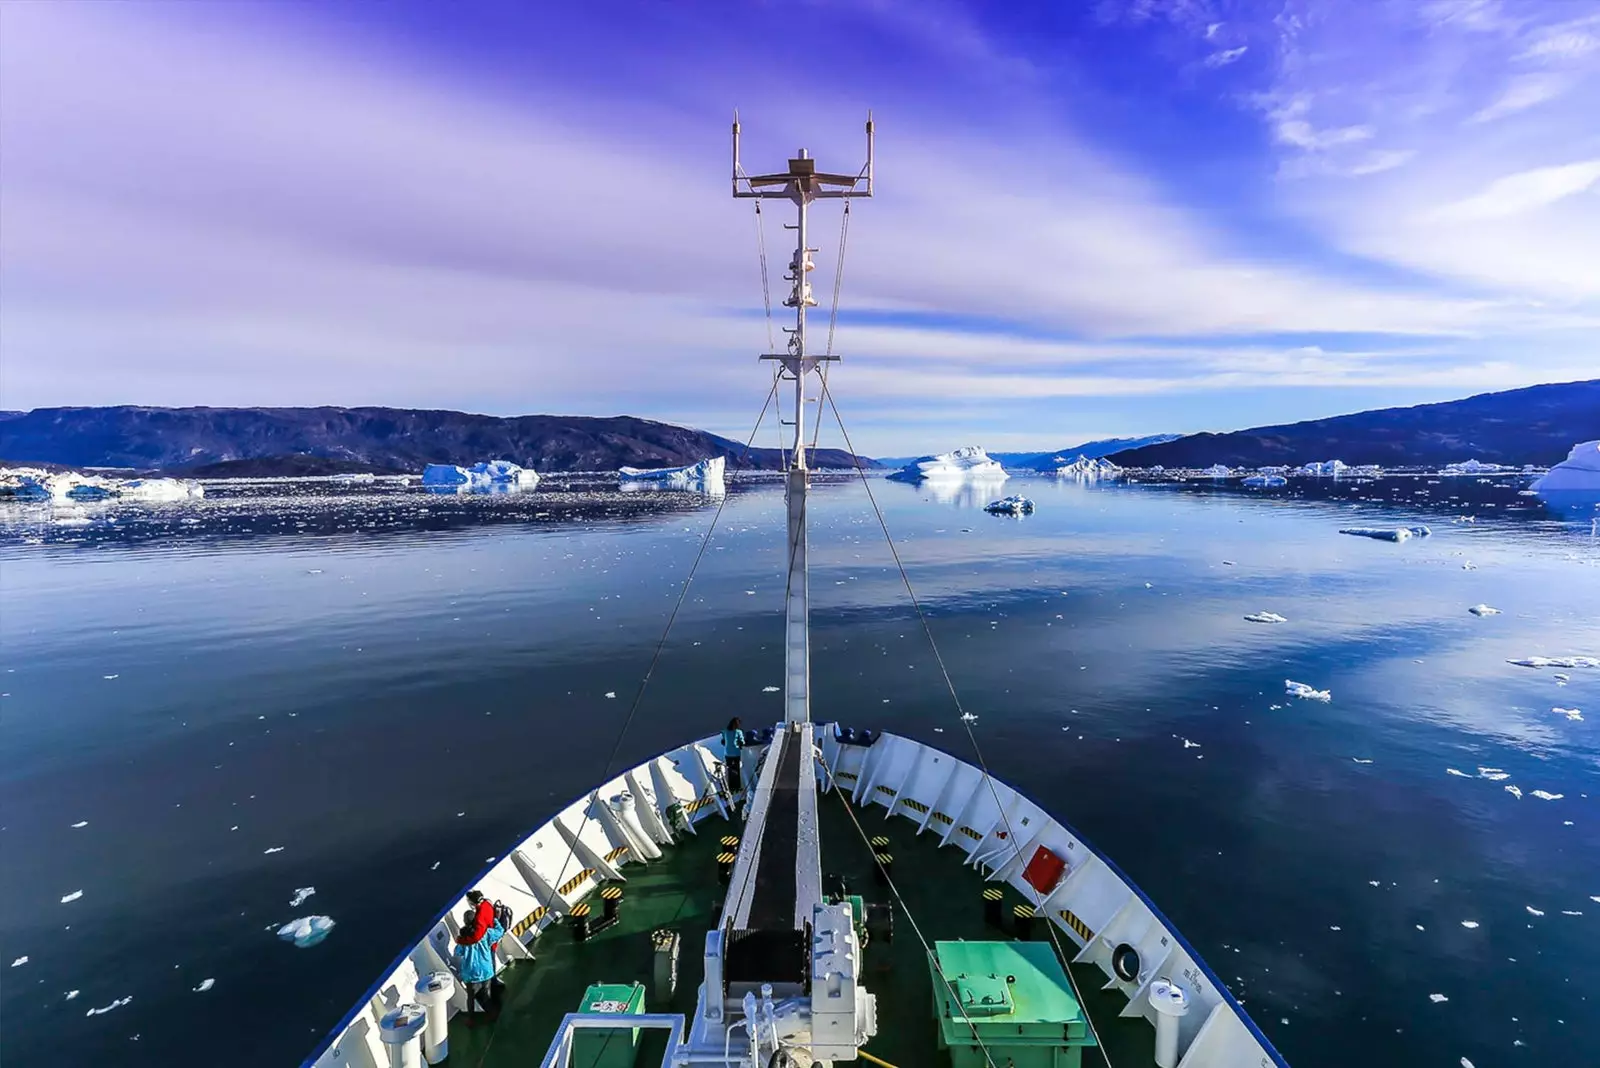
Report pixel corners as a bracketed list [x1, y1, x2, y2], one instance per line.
[982, 887, 1003, 902]
[930, 811, 954, 825]
[834, 771, 858, 782]
[958, 826, 984, 840]
[1013, 903, 1036, 919]
[1058, 908, 1092, 942]
[720, 835, 740, 848]
[556, 867, 596, 897]
[875, 784, 897, 796]
[900, 797, 930, 815]
[600, 885, 623, 902]
[569, 902, 591, 919]
[873, 852, 892, 865]
[509, 905, 549, 939]
[715, 851, 737, 865]
[687, 796, 718, 815]
[603, 845, 630, 863]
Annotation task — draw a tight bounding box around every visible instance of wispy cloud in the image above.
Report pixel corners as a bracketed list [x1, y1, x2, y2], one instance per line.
[1469, 72, 1570, 122]
[1203, 45, 1247, 68]
[1427, 160, 1600, 223]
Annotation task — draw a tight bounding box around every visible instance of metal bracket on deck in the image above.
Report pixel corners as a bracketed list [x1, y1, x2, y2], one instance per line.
[537, 1012, 686, 1068]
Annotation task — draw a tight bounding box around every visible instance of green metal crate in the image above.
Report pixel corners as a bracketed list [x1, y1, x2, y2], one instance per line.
[930, 941, 1097, 1068]
[572, 982, 645, 1068]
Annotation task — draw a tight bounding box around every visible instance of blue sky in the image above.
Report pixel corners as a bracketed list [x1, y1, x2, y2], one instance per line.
[1, 1, 1596, 454]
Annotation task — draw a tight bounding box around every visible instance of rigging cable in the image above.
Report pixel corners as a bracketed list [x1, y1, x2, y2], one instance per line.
[809, 200, 852, 461]
[819, 378, 1120, 1067]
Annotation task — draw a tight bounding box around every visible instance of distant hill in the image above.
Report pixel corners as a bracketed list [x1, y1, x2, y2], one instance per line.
[0, 406, 878, 475]
[1110, 380, 1600, 468]
[995, 435, 1181, 470]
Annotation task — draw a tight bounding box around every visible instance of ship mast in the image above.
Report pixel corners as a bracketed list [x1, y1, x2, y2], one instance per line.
[734, 116, 873, 724]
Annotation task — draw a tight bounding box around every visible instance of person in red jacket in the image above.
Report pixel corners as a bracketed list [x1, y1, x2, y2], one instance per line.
[466, 890, 496, 941]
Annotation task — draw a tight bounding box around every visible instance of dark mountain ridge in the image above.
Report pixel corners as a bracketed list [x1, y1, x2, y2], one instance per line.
[1109, 380, 1599, 468]
[0, 406, 877, 474]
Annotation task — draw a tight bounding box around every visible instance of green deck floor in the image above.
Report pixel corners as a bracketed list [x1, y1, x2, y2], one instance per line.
[444, 789, 1155, 1068]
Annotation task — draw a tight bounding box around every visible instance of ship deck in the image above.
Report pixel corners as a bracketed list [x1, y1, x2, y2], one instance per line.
[444, 785, 1157, 1068]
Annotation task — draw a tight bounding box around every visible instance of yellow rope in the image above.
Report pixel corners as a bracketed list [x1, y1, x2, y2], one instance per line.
[855, 1050, 902, 1068]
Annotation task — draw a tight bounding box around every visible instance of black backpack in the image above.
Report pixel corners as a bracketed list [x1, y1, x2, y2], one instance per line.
[494, 899, 513, 932]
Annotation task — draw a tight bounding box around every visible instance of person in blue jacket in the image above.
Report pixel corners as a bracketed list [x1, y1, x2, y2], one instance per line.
[453, 906, 504, 1023]
[721, 716, 746, 796]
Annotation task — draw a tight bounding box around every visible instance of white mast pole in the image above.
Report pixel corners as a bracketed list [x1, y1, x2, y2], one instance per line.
[793, 155, 808, 469]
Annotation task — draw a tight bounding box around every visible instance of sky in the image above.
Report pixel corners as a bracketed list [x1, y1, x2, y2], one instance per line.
[1, 0, 1597, 455]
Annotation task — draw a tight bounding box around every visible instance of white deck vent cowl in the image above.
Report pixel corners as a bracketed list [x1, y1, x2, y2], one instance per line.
[610, 790, 662, 860]
[413, 971, 455, 1065]
[1148, 978, 1190, 1068]
[377, 1003, 428, 1068]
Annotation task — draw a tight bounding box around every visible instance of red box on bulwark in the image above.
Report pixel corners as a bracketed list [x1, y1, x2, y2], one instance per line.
[1022, 845, 1067, 895]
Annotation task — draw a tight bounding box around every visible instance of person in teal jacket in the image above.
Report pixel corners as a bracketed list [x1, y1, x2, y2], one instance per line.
[721, 716, 746, 796]
[453, 906, 504, 1022]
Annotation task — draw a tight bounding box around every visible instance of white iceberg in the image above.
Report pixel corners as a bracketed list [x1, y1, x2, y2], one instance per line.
[85, 995, 133, 1017]
[1508, 656, 1599, 669]
[1199, 464, 1232, 477]
[277, 915, 336, 948]
[1299, 459, 1349, 477]
[289, 887, 316, 907]
[1467, 604, 1501, 617]
[1051, 455, 1122, 479]
[618, 456, 726, 491]
[118, 478, 205, 501]
[1339, 525, 1431, 542]
[1285, 679, 1331, 701]
[891, 446, 1006, 482]
[1441, 458, 1511, 475]
[194, 978, 215, 992]
[1553, 707, 1583, 721]
[1244, 612, 1288, 624]
[1242, 474, 1287, 487]
[1530, 790, 1563, 800]
[422, 461, 539, 490]
[1532, 440, 1600, 492]
[983, 494, 1035, 515]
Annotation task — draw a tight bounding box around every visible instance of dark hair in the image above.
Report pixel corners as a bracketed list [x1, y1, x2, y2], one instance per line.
[463, 908, 478, 928]
[466, 890, 485, 906]
[727, 716, 742, 731]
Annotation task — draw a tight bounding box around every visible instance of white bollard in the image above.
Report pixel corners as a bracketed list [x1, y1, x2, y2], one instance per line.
[378, 1004, 428, 1068]
[1148, 978, 1190, 1068]
[414, 971, 456, 1064]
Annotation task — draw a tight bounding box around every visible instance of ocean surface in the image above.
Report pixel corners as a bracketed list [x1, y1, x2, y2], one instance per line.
[2, 471, 1597, 1067]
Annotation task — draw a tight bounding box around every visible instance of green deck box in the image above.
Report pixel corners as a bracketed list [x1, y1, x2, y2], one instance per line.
[572, 982, 645, 1068]
[930, 941, 1097, 1068]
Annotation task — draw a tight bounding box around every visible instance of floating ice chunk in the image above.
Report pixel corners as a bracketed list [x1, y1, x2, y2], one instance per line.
[1461, 561, 1477, 570]
[890, 446, 1007, 482]
[1352, 758, 1373, 764]
[85, 995, 132, 1016]
[959, 712, 978, 723]
[10, 955, 26, 967]
[118, 477, 205, 501]
[604, 692, 616, 699]
[1467, 604, 1500, 617]
[61, 890, 83, 903]
[1530, 790, 1563, 800]
[1339, 526, 1431, 542]
[1182, 739, 1201, 749]
[1508, 656, 1600, 669]
[71, 820, 88, 828]
[1505, 785, 1523, 799]
[1429, 993, 1448, 1003]
[1460, 1058, 1475, 1068]
[1446, 768, 1470, 777]
[1562, 910, 1583, 916]
[277, 915, 336, 948]
[619, 456, 725, 491]
[1553, 707, 1583, 721]
[193, 978, 214, 992]
[1478, 770, 1509, 781]
[263, 846, 285, 855]
[423, 461, 539, 490]
[984, 495, 1034, 515]
[1525, 905, 1543, 916]
[1244, 612, 1288, 624]
[1242, 474, 1287, 487]
[761, 686, 779, 693]
[1554, 673, 1570, 684]
[65, 989, 79, 1000]
[1285, 679, 1331, 701]
[103, 674, 119, 680]
[1460, 921, 1479, 929]
[1532, 440, 1600, 492]
[289, 887, 316, 907]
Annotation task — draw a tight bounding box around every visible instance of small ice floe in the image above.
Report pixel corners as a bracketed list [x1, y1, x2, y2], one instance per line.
[103, 674, 119, 681]
[959, 712, 978, 723]
[193, 978, 214, 992]
[71, 820, 88, 828]
[604, 692, 616, 699]
[85, 995, 133, 1017]
[277, 915, 336, 948]
[1182, 739, 1201, 749]
[1244, 612, 1288, 624]
[1285, 680, 1331, 702]
[61, 890, 83, 903]
[1505, 785, 1523, 799]
[10, 955, 27, 967]
[1561, 910, 1583, 916]
[1429, 993, 1448, 1003]
[1329, 924, 1341, 931]
[1554, 672, 1570, 684]
[65, 989, 79, 1000]
[1339, 525, 1431, 542]
[262, 846, 285, 855]
[1591, 896, 1600, 904]
[1530, 790, 1563, 800]
[289, 887, 315, 908]
[1525, 905, 1544, 916]
[1461, 1059, 1475, 1068]
[1467, 604, 1500, 617]
[1509, 656, 1600, 669]
[1446, 768, 1470, 777]
[1352, 758, 1374, 764]
[1461, 561, 1477, 570]
[431, 861, 441, 871]
[762, 686, 779, 693]
[1460, 921, 1480, 929]
[1553, 707, 1583, 721]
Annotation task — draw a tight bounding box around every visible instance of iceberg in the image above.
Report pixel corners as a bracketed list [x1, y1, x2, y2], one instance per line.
[1508, 656, 1599, 669]
[1467, 604, 1501, 617]
[890, 446, 1006, 482]
[983, 495, 1035, 515]
[422, 460, 539, 490]
[1339, 526, 1431, 542]
[277, 915, 336, 948]
[1199, 464, 1232, 477]
[1441, 458, 1511, 475]
[618, 456, 726, 491]
[1299, 460, 1348, 477]
[1242, 474, 1287, 488]
[118, 478, 205, 501]
[1532, 440, 1600, 492]
[1244, 612, 1288, 624]
[1050, 455, 1122, 479]
[1285, 679, 1331, 701]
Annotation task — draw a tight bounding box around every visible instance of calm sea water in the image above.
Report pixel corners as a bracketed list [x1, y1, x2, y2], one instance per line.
[2, 472, 1597, 1067]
